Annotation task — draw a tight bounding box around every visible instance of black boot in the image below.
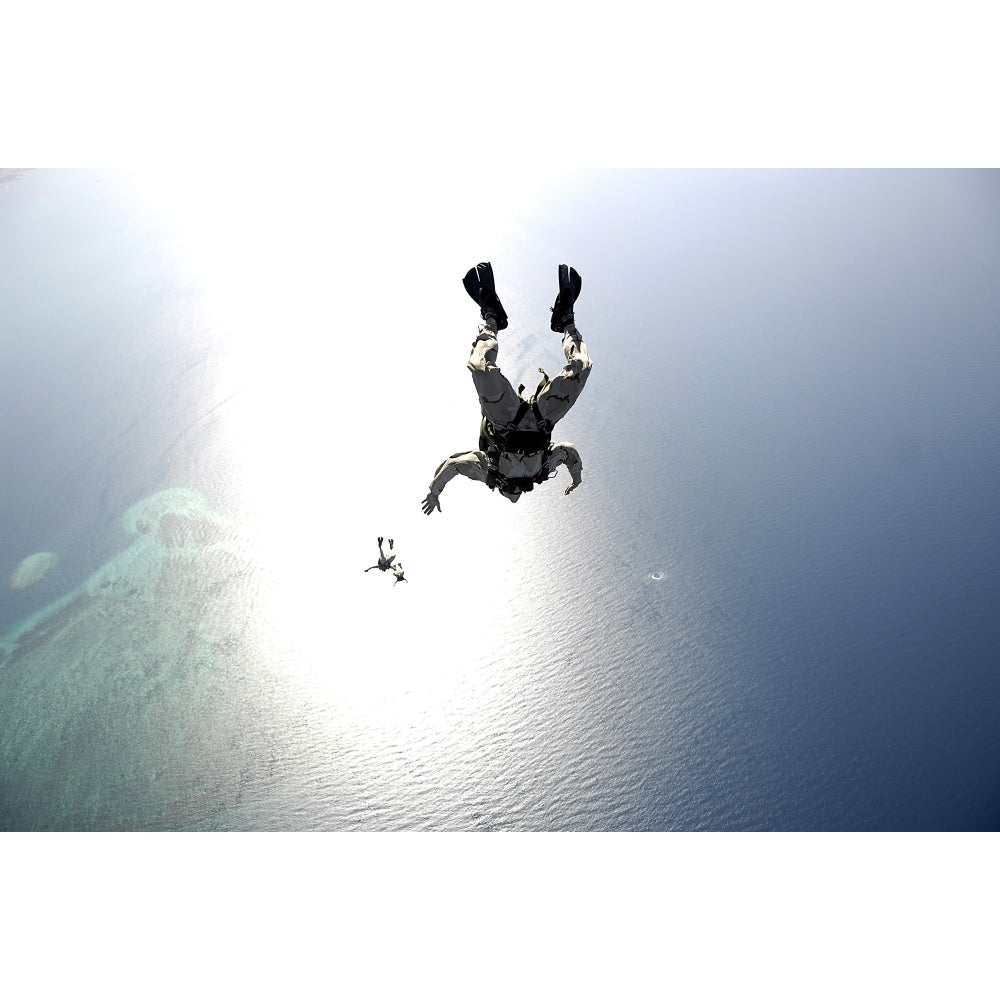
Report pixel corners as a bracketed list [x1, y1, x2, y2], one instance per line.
[550, 264, 582, 331]
[462, 262, 509, 330]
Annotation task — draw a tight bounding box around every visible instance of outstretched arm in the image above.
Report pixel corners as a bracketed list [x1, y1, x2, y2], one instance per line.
[422, 451, 489, 515]
[549, 443, 583, 496]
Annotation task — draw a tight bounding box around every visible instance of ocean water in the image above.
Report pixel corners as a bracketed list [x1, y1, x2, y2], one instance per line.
[1, 167, 998, 831]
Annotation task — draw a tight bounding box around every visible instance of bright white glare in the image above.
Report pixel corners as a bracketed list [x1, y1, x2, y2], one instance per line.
[124, 164, 544, 735]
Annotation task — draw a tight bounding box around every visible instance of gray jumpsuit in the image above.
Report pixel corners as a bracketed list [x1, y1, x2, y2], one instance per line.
[426, 320, 593, 504]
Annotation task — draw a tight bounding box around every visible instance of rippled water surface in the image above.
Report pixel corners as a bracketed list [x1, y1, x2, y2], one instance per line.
[2, 167, 998, 830]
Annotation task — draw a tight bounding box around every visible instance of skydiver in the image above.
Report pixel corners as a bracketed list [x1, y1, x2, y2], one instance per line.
[392, 563, 408, 585]
[364, 536, 396, 573]
[421, 262, 593, 515]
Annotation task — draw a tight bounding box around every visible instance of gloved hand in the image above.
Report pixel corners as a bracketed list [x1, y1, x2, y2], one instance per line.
[421, 492, 441, 515]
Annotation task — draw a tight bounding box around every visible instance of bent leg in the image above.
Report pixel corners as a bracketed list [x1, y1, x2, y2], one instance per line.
[536, 323, 593, 426]
[467, 320, 521, 426]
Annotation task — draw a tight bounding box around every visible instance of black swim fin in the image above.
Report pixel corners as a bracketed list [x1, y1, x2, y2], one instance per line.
[462, 261, 509, 330]
[550, 264, 582, 331]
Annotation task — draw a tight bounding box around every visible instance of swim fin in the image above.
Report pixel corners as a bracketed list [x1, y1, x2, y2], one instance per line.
[462, 261, 509, 330]
[550, 264, 582, 331]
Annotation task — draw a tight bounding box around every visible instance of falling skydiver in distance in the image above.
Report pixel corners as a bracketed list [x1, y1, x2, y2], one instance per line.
[364, 537, 397, 573]
[421, 262, 593, 514]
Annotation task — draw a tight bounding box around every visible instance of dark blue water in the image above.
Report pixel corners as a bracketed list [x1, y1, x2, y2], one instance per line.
[1, 168, 998, 830]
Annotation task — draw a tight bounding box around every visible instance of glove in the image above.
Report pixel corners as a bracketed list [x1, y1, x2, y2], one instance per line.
[421, 492, 441, 515]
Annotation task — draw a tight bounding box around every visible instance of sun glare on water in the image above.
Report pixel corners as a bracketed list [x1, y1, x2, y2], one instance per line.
[124, 166, 555, 746]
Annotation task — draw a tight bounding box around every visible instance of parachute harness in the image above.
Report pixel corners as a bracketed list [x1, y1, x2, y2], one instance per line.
[481, 370, 555, 493]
